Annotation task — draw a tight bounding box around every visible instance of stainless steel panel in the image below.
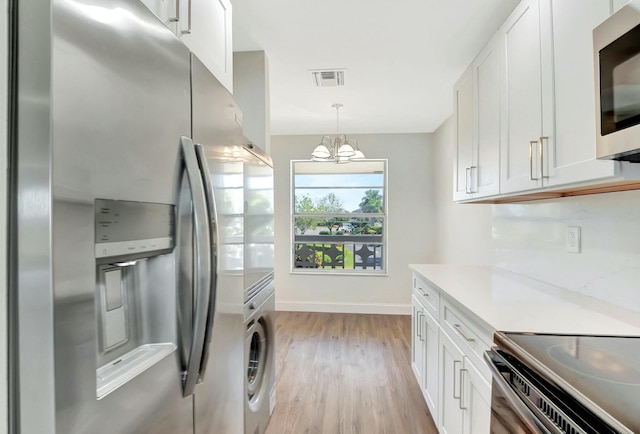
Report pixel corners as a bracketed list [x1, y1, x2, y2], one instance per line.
[14, 0, 194, 432]
[12, 0, 56, 431]
[243, 146, 274, 292]
[191, 54, 245, 434]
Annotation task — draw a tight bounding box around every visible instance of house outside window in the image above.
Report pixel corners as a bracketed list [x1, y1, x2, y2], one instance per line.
[291, 159, 387, 275]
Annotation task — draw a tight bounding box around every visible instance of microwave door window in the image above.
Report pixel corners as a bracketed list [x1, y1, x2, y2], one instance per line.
[600, 23, 640, 135]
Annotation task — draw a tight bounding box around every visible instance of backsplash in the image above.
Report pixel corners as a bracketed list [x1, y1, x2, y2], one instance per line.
[493, 189, 640, 313]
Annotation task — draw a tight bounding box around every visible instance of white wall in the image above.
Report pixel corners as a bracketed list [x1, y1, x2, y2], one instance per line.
[493, 190, 640, 312]
[271, 133, 435, 314]
[432, 116, 494, 264]
[1, 0, 9, 429]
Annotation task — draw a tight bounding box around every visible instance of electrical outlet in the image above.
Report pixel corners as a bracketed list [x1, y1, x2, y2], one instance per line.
[566, 226, 581, 253]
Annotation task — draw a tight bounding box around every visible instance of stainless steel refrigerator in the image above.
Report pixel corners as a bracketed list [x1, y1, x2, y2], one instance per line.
[9, 0, 244, 432]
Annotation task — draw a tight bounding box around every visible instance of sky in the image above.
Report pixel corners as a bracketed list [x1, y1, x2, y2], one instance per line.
[295, 173, 384, 212]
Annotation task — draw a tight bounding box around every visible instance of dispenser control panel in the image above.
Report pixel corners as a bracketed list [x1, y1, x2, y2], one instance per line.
[94, 199, 175, 259]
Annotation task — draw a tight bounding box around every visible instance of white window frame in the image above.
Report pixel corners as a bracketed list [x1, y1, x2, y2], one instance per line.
[290, 159, 388, 276]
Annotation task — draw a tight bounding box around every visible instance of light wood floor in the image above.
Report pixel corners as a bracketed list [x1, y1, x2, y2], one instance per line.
[265, 311, 438, 434]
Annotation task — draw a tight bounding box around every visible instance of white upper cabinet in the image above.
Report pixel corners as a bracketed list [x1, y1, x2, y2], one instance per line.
[141, 0, 233, 93]
[453, 67, 474, 201]
[498, 0, 554, 194]
[181, 0, 233, 92]
[472, 34, 500, 198]
[453, 35, 500, 201]
[546, 0, 616, 187]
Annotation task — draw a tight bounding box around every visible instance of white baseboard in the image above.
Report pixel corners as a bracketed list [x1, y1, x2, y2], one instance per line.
[275, 301, 411, 315]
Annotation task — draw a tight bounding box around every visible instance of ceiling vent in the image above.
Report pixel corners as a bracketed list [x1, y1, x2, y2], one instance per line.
[310, 70, 345, 87]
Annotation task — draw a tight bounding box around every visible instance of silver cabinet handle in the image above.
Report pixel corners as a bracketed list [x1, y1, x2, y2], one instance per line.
[465, 167, 471, 194]
[180, 137, 211, 397]
[469, 166, 478, 193]
[181, 0, 192, 34]
[529, 140, 539, 181]
[539, 136, 548, 179]
[194, 144, 218, 381]
[459, 368, 468, 410]
[453, 359, 462, 400]
[416, 285, 429, 297]
[453, 323, 475, 342]
[417, 312, 424, 342]
[170, 0, 180, 22]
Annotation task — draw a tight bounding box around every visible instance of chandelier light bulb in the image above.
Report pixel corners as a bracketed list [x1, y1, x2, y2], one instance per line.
[309, 105, 365, 163]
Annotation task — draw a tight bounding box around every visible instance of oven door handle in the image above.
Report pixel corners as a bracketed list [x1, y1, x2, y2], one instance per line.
[483, 350, 553, 434]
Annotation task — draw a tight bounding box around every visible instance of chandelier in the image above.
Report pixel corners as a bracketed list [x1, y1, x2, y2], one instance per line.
[311, 103, 365, 163]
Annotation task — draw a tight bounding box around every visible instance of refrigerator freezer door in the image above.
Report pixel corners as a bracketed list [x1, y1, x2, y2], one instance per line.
[191, 54, 245, 434]
[13, 0, 193, 432]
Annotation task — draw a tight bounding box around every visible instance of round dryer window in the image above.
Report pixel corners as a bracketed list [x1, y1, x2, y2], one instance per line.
[247, 319, 268, 402]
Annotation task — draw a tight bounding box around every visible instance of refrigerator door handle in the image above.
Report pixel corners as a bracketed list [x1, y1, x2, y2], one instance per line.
[194, 143, 218, 381]
[180, 136, 212, 397]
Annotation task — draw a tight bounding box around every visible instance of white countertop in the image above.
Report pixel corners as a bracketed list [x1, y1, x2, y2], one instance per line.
[409, 264, 640, 336]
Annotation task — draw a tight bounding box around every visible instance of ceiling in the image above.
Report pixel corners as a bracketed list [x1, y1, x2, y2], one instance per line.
[232, 0, 520, 136]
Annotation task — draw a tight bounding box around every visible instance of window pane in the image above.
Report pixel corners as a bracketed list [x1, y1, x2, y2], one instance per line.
[295, 173, 383, 188]
[291, 159, 386, 274]
[294, 188, 383, 214]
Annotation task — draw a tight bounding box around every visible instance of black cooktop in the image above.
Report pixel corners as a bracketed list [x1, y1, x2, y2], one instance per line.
[501, 332, 640, 433]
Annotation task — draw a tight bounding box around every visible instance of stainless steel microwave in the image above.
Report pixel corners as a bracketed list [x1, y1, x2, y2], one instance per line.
[594, 0, 640, 162]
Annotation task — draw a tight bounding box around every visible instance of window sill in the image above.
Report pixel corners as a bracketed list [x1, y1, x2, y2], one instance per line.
[290, 269, 388, 277]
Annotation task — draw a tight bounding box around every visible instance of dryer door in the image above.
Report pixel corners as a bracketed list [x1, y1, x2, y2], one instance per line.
[246, 319, 268, 405]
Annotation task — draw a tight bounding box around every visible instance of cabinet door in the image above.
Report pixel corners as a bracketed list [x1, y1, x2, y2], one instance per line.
[180, 0, 233, 92]
[546, 0, 617, 186]
[472, 34, 500, 198]
[499, 0, 553, 193]
[140, 0, 179, 33]
[453, 67, 474, 201]
[422, 310, 439, 423]
[462, 359, 491, 434]
[411, 296, 425, 387]
[439, 330, 465, 434]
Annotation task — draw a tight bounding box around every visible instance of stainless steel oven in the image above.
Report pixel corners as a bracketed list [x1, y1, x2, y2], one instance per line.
[485, 332, 639, 434]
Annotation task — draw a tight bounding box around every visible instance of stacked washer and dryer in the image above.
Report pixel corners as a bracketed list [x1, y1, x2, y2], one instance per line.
[242, 145, 276, 434]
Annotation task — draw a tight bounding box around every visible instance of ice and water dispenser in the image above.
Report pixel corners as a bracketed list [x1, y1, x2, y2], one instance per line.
[94, 199, 177, 399]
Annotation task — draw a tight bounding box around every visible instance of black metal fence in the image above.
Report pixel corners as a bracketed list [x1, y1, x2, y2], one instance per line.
[293, 235, 383, 270]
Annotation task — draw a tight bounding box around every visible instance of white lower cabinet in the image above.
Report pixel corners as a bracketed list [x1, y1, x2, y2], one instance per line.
[411, 295, 426, 387]
[411, 273, 493, 433]
[439, 329, 465, 434]
[422, 310, 440, 419]
[462, 358, 492, 434]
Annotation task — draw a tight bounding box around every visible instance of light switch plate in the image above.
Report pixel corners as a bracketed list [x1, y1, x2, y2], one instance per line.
[566, 226, 581, 253]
